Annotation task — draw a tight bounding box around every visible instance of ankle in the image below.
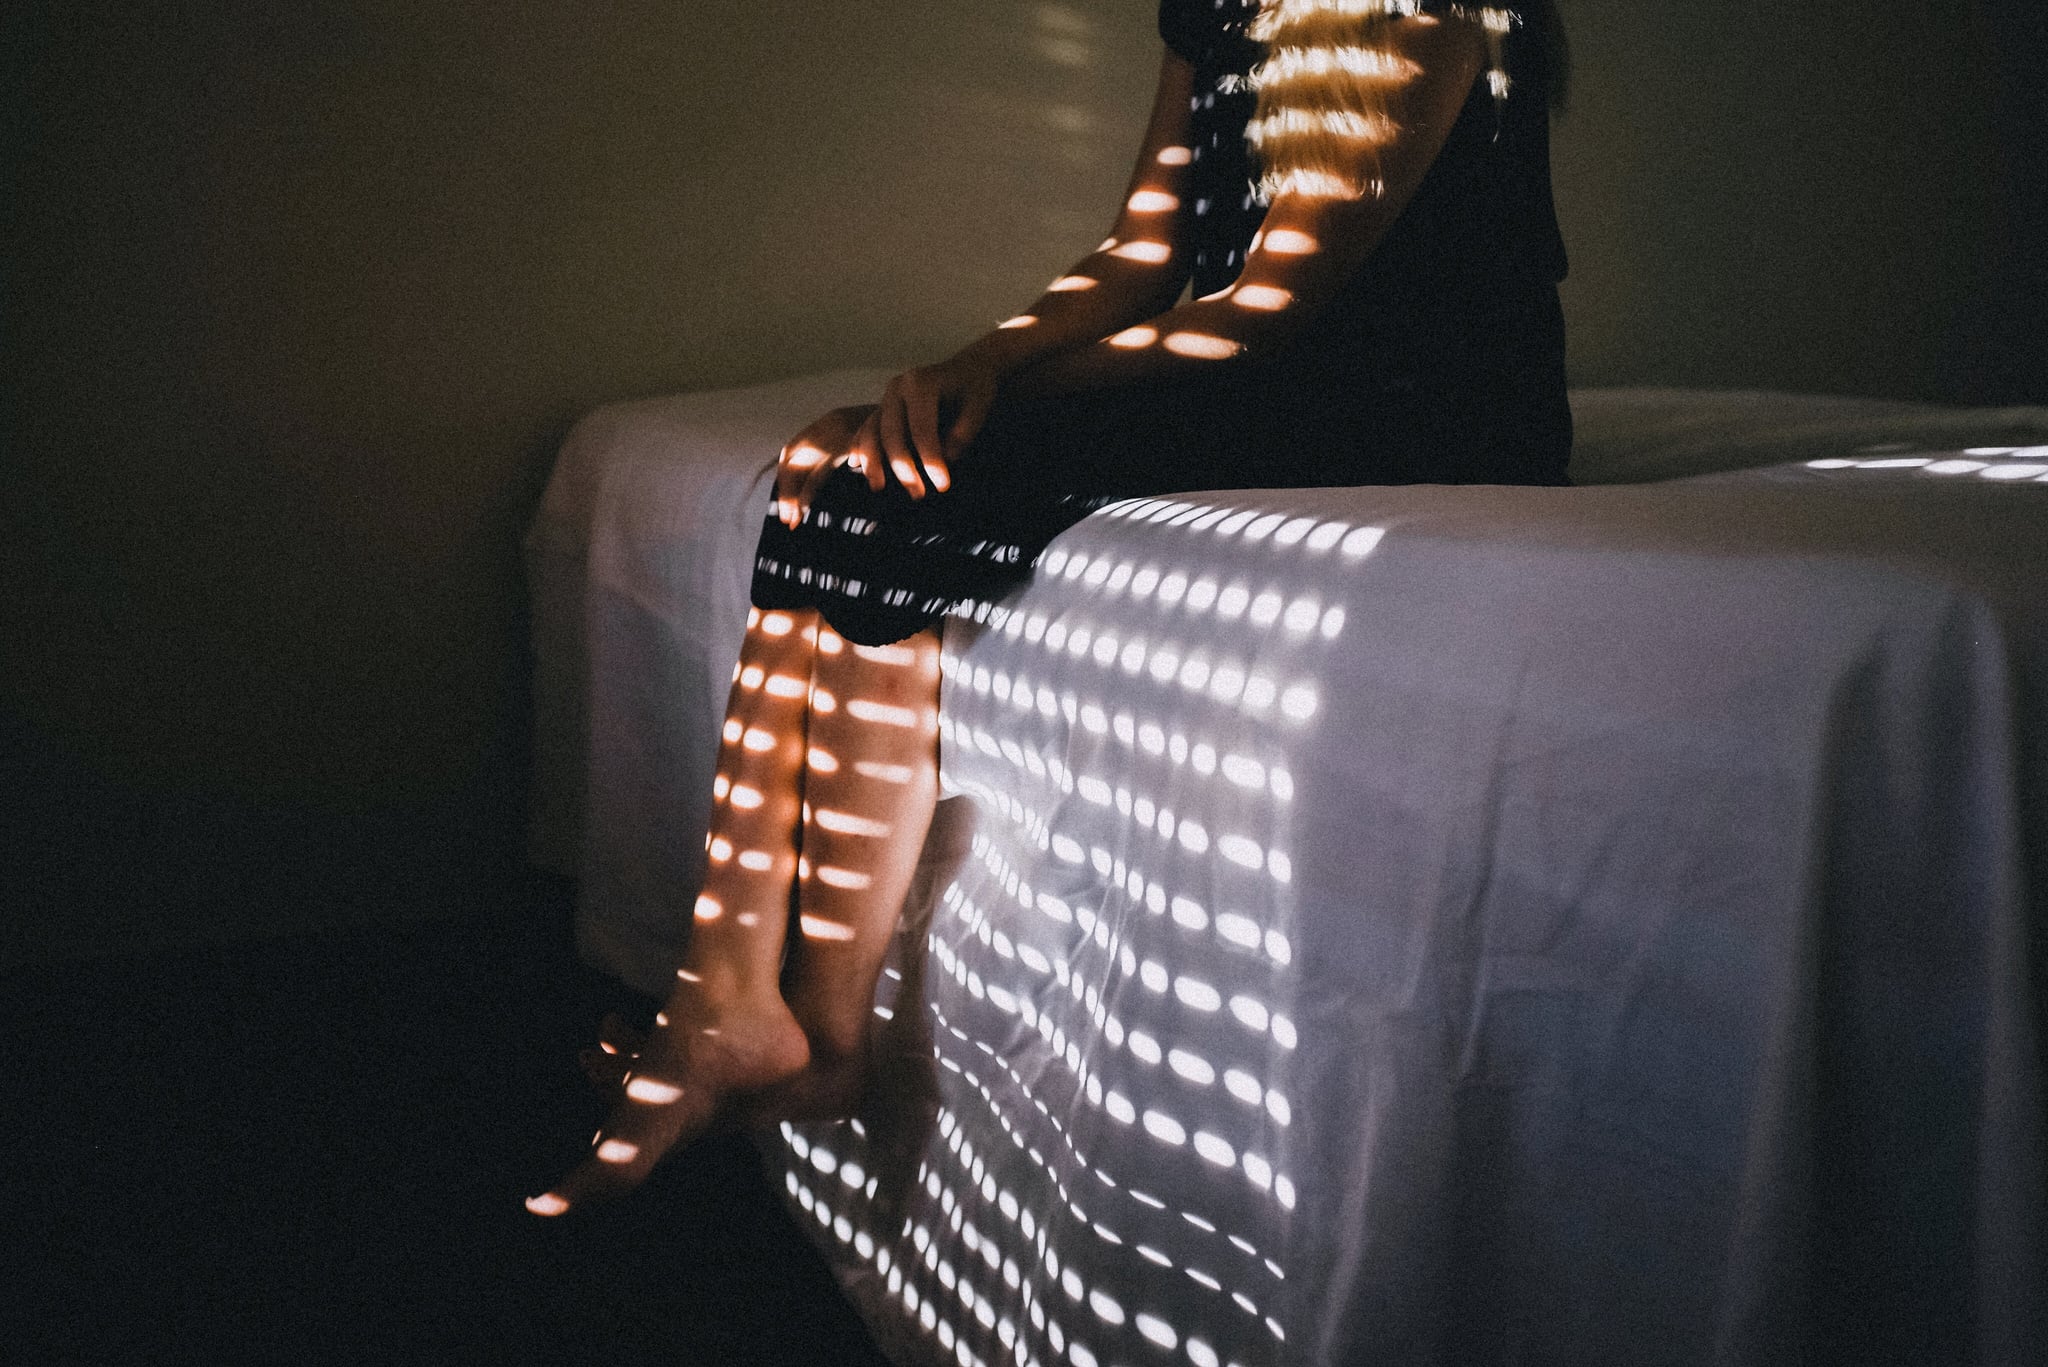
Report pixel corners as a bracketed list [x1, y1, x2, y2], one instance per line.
[796, 1012, 870, 1068]
[669, 961, 781, 1018]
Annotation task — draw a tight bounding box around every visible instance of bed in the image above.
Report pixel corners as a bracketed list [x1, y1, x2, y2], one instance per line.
[525, 375, 2048, 1365]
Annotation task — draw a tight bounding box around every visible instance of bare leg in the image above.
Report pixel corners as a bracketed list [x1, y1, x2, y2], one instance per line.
[774, 627, 943, 1102]
[532, 614, 946, 1215]
[535, 607, 825, 1211]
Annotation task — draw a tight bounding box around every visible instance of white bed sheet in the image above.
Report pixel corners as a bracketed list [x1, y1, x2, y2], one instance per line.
[523, 383, 2048, 1364]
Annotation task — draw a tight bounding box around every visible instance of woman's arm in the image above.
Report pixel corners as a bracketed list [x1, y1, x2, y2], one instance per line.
[837, 50, 1205, 500]
[785, 13, 1487, 514]
[1005, 13, 1487, 401]
[774, 48, 1206, 519]
[947, 52, 1205, 383]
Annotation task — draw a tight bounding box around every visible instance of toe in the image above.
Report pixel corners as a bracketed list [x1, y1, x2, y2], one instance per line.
[599, 1012, 648, 1056]
[527, 1071, 699, 1217]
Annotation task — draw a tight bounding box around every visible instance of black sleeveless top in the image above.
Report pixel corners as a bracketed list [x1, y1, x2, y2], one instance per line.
[1158, 0, 1568, 339]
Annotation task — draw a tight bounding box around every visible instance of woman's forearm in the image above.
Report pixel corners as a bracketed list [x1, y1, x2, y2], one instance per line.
[945, 240, 1194, 379]
[996, 292, 1286, 399]
[937, 50, 1204, 383]
[991, 13, 1491, 405]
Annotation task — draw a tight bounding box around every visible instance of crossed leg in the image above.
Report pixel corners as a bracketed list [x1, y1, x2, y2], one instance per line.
[764, 628, 943, 1116]
[531, 612, 942, 1214]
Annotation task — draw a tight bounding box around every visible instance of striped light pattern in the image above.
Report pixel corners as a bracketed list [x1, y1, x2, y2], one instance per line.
[773, 496, 1388, 1367]
[1243, 0, 1518, 203]
[1805, 444, 2048, 484]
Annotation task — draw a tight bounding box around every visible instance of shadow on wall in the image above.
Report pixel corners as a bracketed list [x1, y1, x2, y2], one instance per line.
[0, 0, 2034, 961]
[0, 0, 1159, 961]
[1551, 0, 2034, 402]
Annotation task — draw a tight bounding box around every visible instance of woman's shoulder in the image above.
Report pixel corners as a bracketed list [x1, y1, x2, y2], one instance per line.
[1165, 1, 1560, 106]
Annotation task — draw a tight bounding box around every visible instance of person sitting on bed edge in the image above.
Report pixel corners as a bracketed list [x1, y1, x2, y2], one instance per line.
[529, 0, 1571, 1217]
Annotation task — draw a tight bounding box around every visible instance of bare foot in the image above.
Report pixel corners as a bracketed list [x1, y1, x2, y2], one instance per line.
[528, 987, 811, 1217]
[577, 1012, 647, 1098]
[739, 1044, 872, 1127]
[733, 997, 941, 1223]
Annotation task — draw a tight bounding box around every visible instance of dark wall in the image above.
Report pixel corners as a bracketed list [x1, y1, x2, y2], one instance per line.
[2, 0, 2034, 964]
[1555, 0, 2020, 400]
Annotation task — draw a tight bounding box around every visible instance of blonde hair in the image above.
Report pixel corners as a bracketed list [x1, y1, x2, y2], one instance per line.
[1245, 1, 1515, 203]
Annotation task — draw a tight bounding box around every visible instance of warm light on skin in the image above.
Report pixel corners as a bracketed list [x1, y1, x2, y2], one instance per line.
[624, 1077, 683, 1105]
[999, 315, 1038, 330]
[811, 688, 837, 713]
[854, 760, 914, 784]
[1109, 326, 1159, 349]
[525, 1194, 570, 1217]
[799, 914, 859, 942]
[1253, 0, 1450, 27]
[852, 642, 919, 666]
[694, 894, 723, 921]
[713, 775, 731, 798]
[739, 666, 765, 689]
[707, 837, 733, 861]
[815, 810, 891, 838]
[759, 612, 795, 636]
[742, 727, 776, 752]
[1110, 241, 1172, 264]
[1252, 44, 1420, 86]
[1233, 285, 1295, 311]
[1262, 228, 1320, 255]
[729, 785, 765, 809]
[815, 867, 874, 891]
[764, 674, 807, 699]
[1155, 145, 1193, 165]
[1247, 108, 1393, 146]
[1126, 189, 1179, 213]
[654, 1011, 669, 1025]
[817, 630, 844, 655]
[722, 719, 743, 743]
[781, 445, 828, 471]
[806, 746, 840, 773]
[595, 1139, 640, 1165]
[890, 458, 921, 486]
[746, 608, 761, 628]
[1163, 332, 1242, 360]
[738, 849, 774, 871]
[1048, 275, 1097, 292]
[846, 699, 920, 727]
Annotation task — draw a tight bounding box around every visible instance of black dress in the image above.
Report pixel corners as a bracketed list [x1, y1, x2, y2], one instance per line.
[752, 0, 1571, 647]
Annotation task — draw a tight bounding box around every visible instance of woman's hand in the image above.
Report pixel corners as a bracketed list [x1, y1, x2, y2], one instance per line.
[774, 404, 876, 529]
[863, 356, 1005, 500]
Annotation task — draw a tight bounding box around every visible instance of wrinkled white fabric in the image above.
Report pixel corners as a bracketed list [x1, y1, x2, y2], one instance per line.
[526, 384, 2048, 1363]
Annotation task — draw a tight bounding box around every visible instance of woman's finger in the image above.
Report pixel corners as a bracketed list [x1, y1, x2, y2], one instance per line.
[946, 383, 997, 466]
[853, 411, 887, 493]
[905, 383, 946, 488]
[775, 441, 830, 527]
[878, 387, 926, 499]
